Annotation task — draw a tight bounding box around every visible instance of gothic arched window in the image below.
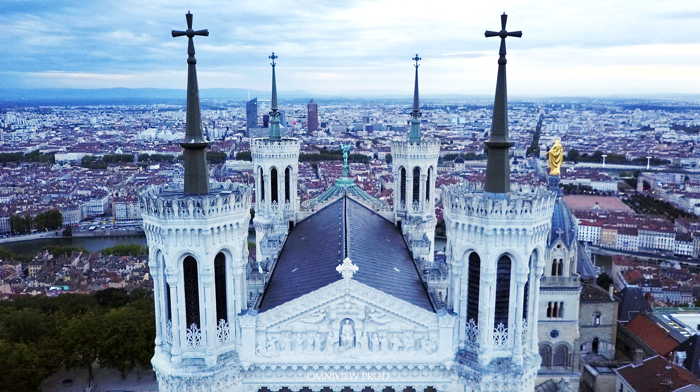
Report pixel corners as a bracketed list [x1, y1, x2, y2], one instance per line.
[426, 167, 432, 201]
[259, 167, 265, 201]
[559, 301, 564, 318]
[165, 280, 172, 321]
[539, 343, 552, 367]
[183, 256, 200, 328]
[467, 252, 481, 324]
[214, 252, 227, 323]
[400, 167, 406, 206]
[592, 337, 600, 354]
[547, 302, 552, 318]
[284, 166, 291, 202]
[551, 259, 558, 276]
[412, 166, 421, 203]
[270, 167, 278, 203]
[494, 255, 511, 328]
[553, 344, 569, 367]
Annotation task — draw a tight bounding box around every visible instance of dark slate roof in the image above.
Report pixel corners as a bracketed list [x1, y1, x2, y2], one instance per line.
[677, 334, 700, 378]
[618, 286, 652, 322]
[258, 196, 434, 312]
[548, 197, 577, 248]
[581, 282, 614, 303]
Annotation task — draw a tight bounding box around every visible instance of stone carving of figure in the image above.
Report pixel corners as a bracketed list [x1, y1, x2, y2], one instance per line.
[547, 137, 564, 176]
[338, 318, 356, 350]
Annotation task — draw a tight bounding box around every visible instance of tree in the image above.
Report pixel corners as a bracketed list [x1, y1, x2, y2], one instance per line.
[60, 312, 104, 384]
[384, 154, 392, 164]
[235, 151, 252, 161]
[101, 244, 148, 257]
[596, 273, 614, 291]
[0, 340, 49, 392]
[10, 214, 32, 234]
[567, 148, 580, 163]
[34, 209, 62, 231]
[95, 288, 130, 308]
[206, 151, 227, 163]
[99, 305, 154, 377]
[0, 307, 52, 344]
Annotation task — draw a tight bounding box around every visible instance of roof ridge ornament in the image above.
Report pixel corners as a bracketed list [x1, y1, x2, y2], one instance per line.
[336, 257, 358, 280]
[172, 11, 211, 195]
[484, 13, 521, 194]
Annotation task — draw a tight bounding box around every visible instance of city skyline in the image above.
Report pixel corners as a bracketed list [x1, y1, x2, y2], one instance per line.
[3, 0, 700, 96]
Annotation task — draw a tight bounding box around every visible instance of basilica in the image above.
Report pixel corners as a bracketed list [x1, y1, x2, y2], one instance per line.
[139, 11, 594, 392]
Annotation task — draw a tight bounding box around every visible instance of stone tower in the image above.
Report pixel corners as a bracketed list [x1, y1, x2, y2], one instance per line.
[251, 52, 301, 265]
[391, 54, 440, 265]
[443, 14, 556, 391]
[140, 12, 251, 390]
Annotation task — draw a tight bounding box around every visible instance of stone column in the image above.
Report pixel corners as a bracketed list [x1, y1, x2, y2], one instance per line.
[226, 251, 237, 339]
[263, 172, 271, 208]
[530, 265, 544, 351]
[419, 170, 427, 210]
[407, 172, 414, 212]
[479, 254, 496, 352]
[255, 165, 261, 205]
[166, 268, 183, 363]
[512, 270, 527, 361]
[200, 266, 217, 365]
[150, 260, 163, 348]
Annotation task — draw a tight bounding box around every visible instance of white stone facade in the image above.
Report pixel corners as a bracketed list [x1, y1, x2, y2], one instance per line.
[443, 182, 556, 392]
[140, 181, 252, 385]
[251, 137, 301, 264]
[391, 140, 440, 263]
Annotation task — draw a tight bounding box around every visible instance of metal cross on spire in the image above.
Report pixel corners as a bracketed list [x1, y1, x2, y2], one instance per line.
[172, 11, 210, 195]
[268, 52, 281, 140]
[409, 53, 422, 143]
[483, 13, 522, 194]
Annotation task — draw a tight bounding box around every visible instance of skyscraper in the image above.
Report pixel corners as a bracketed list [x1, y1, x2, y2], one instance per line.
[307, 99, 319, 132]
[246, 98, 257, 131]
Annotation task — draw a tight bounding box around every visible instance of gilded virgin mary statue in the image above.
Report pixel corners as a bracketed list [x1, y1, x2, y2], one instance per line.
[548, 138, 564, 176]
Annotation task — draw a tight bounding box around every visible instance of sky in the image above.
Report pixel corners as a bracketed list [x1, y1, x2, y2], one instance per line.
[2, 0, 700, 97]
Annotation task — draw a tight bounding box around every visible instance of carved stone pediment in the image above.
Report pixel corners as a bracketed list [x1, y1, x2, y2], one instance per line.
[252, 279, 441, 361]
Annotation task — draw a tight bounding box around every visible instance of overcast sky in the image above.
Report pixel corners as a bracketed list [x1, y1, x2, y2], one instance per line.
[3, 0, 700, 96]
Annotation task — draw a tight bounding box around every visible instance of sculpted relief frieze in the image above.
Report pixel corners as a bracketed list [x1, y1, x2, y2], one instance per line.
[255, 296, 439, 358]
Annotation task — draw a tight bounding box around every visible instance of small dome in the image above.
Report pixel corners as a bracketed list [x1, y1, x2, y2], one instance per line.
[548, 197, 577, 248]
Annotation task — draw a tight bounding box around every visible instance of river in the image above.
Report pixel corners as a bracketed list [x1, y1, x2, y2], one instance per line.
[1, 235, 147, 256]
[2, 230, 258, 257]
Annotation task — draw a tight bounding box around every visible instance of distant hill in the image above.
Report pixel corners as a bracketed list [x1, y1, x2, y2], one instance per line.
[0, 88, 284, 105]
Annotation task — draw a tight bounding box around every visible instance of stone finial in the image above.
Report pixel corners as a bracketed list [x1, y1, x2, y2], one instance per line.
[336, 257, 359, 280]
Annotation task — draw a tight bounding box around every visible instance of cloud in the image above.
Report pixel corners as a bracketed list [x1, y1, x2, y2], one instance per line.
[2, 0, 700, 94]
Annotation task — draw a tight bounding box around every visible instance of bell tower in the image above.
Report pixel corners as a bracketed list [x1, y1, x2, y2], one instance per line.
[251, 52, 301, 266]
[443, 14, 556, 392]
[140, 12, 251, 391]
[391, 54, 440, 265]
